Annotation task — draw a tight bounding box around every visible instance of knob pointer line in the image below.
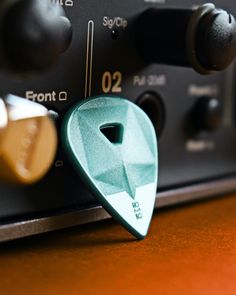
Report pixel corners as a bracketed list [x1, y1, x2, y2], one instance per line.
[62, 96, 158, 239]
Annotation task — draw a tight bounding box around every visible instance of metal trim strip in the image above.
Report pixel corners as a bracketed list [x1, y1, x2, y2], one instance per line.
[1, 177, 236, 242]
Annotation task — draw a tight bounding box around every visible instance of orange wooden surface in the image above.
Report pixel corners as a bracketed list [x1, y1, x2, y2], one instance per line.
[0, 195, 236, 295]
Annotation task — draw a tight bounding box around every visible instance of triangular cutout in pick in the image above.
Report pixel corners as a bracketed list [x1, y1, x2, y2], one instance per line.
[62, 96, 158, 239]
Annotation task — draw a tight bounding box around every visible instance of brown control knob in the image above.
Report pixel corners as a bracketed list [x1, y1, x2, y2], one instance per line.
[0, 95, 58, 185]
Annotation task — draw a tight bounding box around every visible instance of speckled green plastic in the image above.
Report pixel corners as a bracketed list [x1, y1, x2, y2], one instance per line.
[61, 96, 158, 239]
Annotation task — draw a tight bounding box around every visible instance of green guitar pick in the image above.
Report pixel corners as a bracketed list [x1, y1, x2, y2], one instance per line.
[61, 96, 158, 239]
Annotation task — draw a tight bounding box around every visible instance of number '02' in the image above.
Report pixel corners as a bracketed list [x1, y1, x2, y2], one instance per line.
[102, 71, 122, 93]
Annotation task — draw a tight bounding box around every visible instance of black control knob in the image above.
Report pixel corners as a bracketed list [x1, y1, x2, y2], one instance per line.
[192, 97, 223, 132]
[136, 3, 236, 74]
[0, 0, 72, 75]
